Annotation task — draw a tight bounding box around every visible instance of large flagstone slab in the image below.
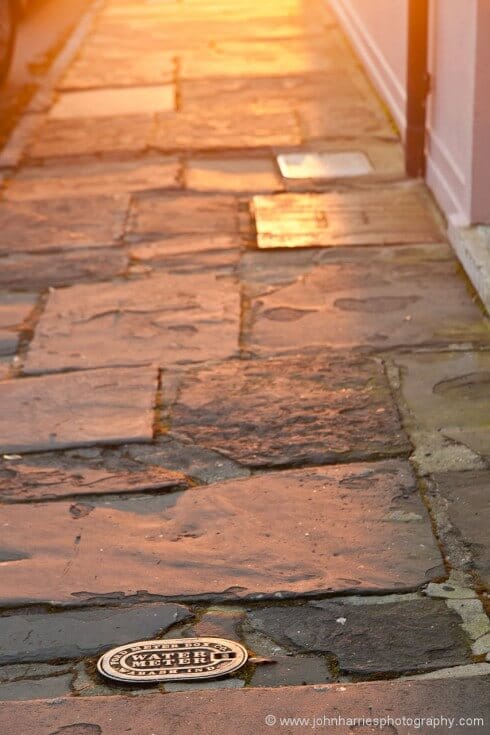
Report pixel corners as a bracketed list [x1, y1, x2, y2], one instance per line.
[24, 273, 240, 373]
[252, 186, 441, 248]
[0, 461, 443, 605]
[0, 195, 129, 254]
[0, 367, 157, 454]
[170, 354, 409, 466]
[0, 677, 487, 734]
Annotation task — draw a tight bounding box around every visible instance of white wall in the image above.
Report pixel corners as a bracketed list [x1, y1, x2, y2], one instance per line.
[329, 0, 408, 136]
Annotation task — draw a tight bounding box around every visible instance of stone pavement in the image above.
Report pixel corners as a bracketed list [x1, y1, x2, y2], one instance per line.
[0, 0, 488, 732]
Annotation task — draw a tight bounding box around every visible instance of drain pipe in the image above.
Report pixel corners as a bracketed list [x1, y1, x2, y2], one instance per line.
[405, 0, 430, 177]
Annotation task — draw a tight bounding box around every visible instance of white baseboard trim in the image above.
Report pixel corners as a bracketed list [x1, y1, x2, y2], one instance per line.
[328, 0, 406, 136]
[449, 224, 490, 313]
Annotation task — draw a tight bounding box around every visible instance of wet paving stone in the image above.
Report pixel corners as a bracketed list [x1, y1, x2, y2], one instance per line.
[252, 185, 441, 249]
[0, 603, 192, 664]
[0, 293, 36, 356]
[24, 273, 240, 374]
[0, 195, 129, 254]
[0, 367, 157, 453]
[244, 256, 490, 354]
[0, 449, 189, 503]
[2, 677, 488, 734]
[169, 354, 409, 467]
[127, 193, 239, 240]
[429, 471, 490, 588]
[247, 598, 471, 675]
[394, 351, 490, 473]
[4, 157, 181, 200]
[0, 461, 442, 605]
[0, 249, 128, 290]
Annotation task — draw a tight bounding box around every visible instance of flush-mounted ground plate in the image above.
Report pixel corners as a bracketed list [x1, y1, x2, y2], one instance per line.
[277, 152, 373, 179]
[97, 637, 249, 683]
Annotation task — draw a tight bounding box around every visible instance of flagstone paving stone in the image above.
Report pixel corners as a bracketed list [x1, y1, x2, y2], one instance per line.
[248, 598, 471, 675]
[244, 257, 490, 354]
[252, 186, 441, 249]
[185, 157, 282, 193]
[394, 351, 490, 473]
[128, 233, 241, 272]
[429, 471, 490, 588]
[60, 51, 174, 90]
[0, 450, 189, 503]
[0, 367, 157, 454]
[0, 195, 129, 255]
[23, 273, 240, 374]
[0, 461, 443, 606]
[4, 157, 181, 200]
[169, 354, 409, 467]
[49, 86, 174, 120]
[0, 604, 192, 664]
[0, 294, 36, 356]
[0, 249, 128, 290]
[1, 678, 488, 734]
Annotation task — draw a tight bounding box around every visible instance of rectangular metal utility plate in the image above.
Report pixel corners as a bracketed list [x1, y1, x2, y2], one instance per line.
[277, 152, 373, 179]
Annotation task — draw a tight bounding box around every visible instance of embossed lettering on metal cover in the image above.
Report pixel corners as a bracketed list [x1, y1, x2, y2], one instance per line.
[97, 637, 248, 683]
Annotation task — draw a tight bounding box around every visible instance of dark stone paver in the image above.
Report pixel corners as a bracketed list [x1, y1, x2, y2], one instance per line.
[252, 186, 441, 248]
[0, 461, 443, 605]
[430, 471, 490, 588]
[0, 603, 192, 664]
[24, 273, 240, 374]
[0, 367, 157, 453]
[170, 354, 409, 466]
[0, 294, 36, 356]
[0, 450, 189, 503]
[127, 193, 239, 240]
[0, 673, 73, 702]
[1, 678, 488, 734]
[248, 598, 471, 674]
[128, 233, 240, 272]
[245, 258, 490, 354]
[0, 195, 129, 255]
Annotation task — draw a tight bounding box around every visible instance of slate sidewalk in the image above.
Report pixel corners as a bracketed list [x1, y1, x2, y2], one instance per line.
[0, 0, 489, 732]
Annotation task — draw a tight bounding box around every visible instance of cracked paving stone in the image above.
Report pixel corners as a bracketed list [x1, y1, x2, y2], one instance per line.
[0, 293, 36, 356]
[0, 603, 192, 664]
[0, 367, 157, 454]
[0, 195, 129, 255]
[245, 256, 490, 354]
[0, 461, 443, 605]
[169, 354, 409, 467]
[0, 449, 189, 503]
[1, 678, 488, 734]
[23, 273, 240, 374]
[4, 157, 181, 200]
[248, 598, 472, 675]
[430, 471, 490, 588]
[0, 249, 128, 290]
[252, 186, 441, 249]
[27, 115, 154, 160]
[127, 193, 239, 240]
[394, 351, 490, 473]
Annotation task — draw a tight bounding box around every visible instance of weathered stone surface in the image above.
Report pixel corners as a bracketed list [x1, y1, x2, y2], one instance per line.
[0, 603, 192, 664]
[253, 186, 441, 248]
[245, 258, 490, 354]
[0, 195, 129, 254]
[1, 678, 488, 734]
[127, 193, 239, 240]
[0, 367, 157, 453]
[60, 51, 174, 90]
[50, 86, 174, 120]
[129, 233, 240, 272]
[394, 352, 490, 473]
[24, 273, 239, 373]
[0, 673, 73, 701]
[0, 462, 443, 605]
[186, 158, 282, 192]
[0, 450, 189, 503]
[27, 115, 154, 159]
[170, 354, 409, 466]
[0, 294, 36, 356]
[0, 249, 127, 290]
[4, 157, 181, 200]
[248, 598, 471, 674]
[430, 471, 490, 588]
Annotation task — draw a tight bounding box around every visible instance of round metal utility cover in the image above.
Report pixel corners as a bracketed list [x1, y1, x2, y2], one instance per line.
[97, 637, 248, 683]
